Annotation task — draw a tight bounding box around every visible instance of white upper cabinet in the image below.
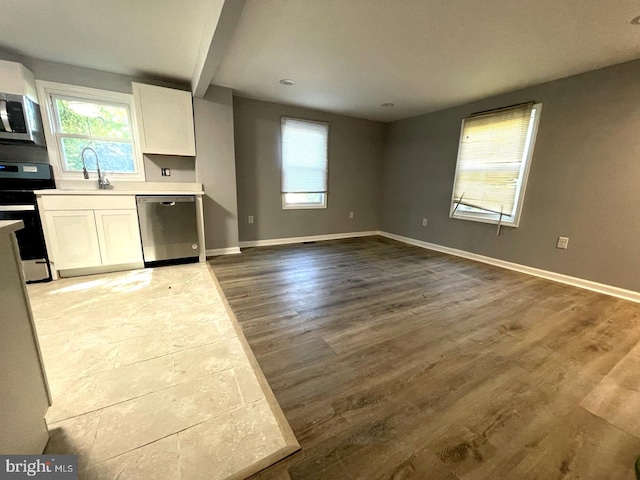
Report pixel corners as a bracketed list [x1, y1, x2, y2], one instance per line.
[0, 60, 38, 103]
[132, 82, 196, 156]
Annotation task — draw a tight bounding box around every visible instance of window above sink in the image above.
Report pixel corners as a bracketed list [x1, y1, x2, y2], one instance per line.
[36, 81, 145, 182]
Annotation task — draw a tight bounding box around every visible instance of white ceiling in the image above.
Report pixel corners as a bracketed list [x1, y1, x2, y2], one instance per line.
[0, 0, 213, 83]
[1, 1, 640, 122]
[214, 0, 640, 121]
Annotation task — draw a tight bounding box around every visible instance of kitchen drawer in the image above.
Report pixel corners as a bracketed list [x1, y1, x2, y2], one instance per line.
[40, 194, 136, 211]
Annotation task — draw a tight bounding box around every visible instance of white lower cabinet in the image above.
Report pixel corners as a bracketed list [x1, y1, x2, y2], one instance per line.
[43, 204, 143, 272]
[44, 210, 102, 270]
[94, 210, 143, 265]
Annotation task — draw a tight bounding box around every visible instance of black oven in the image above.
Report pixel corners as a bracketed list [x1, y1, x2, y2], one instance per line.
[0, 161, 55, 283]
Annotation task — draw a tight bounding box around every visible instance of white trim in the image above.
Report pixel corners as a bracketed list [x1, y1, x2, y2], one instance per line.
[231, 229, 640, 304]
[239, 231, 378, 248]
[206, 247, 241, 257]
[379, 231, 640, 304]
[35, 80, 145, 182]
[57, 262, 144, 279]
[282, 192, 327, 209]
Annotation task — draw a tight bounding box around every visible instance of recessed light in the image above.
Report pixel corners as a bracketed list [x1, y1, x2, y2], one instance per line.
[279, 79, 296, 86]
[381, 103, 395, 108]
[632, 15, 640, 25]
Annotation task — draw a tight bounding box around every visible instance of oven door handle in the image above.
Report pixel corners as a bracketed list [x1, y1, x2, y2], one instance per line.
[0, 204, 36, 212]
[0, 100, 12, 133]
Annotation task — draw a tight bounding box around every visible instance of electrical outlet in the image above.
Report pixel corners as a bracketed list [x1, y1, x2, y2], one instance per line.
[161, 168, 171, 176]
[248, 215, 254, 224]
[556, 236, 569, 249]
[349, 211, 354, 219]
[422, 218, 428, 227]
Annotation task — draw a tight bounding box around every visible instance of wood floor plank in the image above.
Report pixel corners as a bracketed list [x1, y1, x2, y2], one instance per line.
[209, 236, 640, 479]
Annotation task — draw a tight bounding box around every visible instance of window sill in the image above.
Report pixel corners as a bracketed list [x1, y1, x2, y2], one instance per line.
[451, 212, 519, 228]
[282, 193, 327, 209]
[282, 204, 327, 210]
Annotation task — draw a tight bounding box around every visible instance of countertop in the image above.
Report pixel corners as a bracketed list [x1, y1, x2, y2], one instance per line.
[35, 190, 203, 196]
[35, 181, 204, 197]
[0, 220, 24, 235]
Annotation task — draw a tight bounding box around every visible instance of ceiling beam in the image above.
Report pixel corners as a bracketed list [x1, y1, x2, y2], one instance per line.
[191, 0, 246, 98]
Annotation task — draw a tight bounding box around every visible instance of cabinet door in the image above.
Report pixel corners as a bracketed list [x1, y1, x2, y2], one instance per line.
[132, 82, 196, 156]
[94, 209, 143, 265]
[44, 210, 102, 270]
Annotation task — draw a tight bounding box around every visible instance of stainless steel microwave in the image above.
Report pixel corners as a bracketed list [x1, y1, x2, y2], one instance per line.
[0, 93, 46, 146]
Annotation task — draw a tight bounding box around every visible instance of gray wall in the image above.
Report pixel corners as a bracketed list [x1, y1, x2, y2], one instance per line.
[143, 155, 196, 183]
[194, 86, 240, 251]
[0, 51, 245, 251]
[0, 51, 134, 164]
[382, 58, 640, 292]
[0, 49, 195, 175]
[0, 48, 188, 94]
[234, 97, 385, 242]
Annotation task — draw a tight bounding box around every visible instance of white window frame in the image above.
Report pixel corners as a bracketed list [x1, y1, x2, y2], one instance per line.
[36, 80, 145, 182]
[280, 117, 329, 210]
[282, 192, 327, 209]
[449, 103, 543, 227]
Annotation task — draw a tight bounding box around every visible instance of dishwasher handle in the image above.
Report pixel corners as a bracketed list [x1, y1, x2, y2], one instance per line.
[136, 195, 195, 205]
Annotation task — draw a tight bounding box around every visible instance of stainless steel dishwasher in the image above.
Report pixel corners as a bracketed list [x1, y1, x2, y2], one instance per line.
[136, 195, 199, 266]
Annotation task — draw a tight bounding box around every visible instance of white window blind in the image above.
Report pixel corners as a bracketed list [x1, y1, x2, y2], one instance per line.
[281, 118, 328, 194]
[450, 103, 541, 227]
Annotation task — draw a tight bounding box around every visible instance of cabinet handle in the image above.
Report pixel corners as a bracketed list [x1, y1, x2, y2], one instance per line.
[0, 100, 12, 132]
[161, 202, 176, 206]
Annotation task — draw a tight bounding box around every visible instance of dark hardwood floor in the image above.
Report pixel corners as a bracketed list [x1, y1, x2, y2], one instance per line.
[209, 236, 640, 480]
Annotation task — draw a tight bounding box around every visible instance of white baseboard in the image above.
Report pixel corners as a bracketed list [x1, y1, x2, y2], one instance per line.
[379, 231, 640, 304]
[206, 247, 241, 257]
[58, 261, 144, 278]
[239, 231, 378, 248]
[231, 229, 640, 303]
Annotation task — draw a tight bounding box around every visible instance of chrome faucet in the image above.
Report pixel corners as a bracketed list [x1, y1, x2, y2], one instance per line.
[80, 147, 110, 189]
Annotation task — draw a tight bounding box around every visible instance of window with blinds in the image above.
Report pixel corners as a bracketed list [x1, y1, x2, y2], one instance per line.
[450, 103, 542, 227]
[281, 117, 329, 209]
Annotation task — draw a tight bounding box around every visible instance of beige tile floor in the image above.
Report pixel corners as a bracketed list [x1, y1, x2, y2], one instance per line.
[27, 263, 299, 480]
